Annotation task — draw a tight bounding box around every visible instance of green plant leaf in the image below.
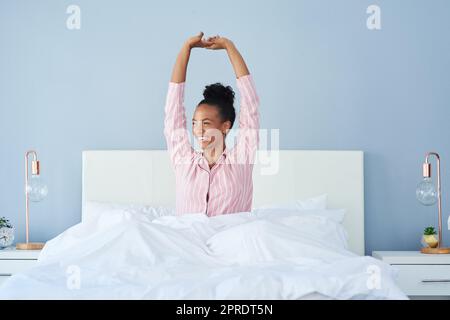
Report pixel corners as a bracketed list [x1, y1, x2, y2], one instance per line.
[424, 226, 437, 235]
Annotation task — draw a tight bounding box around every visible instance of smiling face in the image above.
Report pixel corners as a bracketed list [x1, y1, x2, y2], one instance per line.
[192, 103, 231, 150]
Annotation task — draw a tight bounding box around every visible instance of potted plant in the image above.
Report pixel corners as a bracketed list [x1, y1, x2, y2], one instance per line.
[421, 226, 439, 248]
[0, 217, 15, 248]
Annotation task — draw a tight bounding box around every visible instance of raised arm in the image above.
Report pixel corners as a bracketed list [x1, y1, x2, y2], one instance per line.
[171, 32, 212, 83]
[224, 41, 250, 78]
[170, 43, 190, 83]
[205, 36, 259, 164]
[205, 36, 249, 78]
[164, 33, 213, 168]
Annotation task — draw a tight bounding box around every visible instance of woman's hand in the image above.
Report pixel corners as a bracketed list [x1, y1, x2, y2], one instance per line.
[185, 32, 213, 49]
[204, 35, 233, 50]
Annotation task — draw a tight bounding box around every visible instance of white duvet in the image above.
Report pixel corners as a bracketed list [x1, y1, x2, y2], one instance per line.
[0, 207, 407, 299]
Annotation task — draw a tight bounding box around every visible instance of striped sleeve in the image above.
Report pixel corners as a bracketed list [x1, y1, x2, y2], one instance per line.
[163, 81, 193, 168]
[230, 74, 260, 164]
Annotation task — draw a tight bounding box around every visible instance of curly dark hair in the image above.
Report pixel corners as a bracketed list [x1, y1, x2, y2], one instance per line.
[198, 82, 236, 128]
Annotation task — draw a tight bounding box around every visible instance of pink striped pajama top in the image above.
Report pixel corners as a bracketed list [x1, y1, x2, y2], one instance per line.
[163, 74, 260, 217]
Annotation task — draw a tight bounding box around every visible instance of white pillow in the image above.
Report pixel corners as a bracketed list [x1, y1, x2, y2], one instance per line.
[252, 207, 346, 224]
[253, 194, 327, 211]
[83, 201, 176, 222]
[206, 211, 351, 266]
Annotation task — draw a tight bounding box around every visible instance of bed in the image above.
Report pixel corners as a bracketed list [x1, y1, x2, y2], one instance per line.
[0, 150, 407, 299]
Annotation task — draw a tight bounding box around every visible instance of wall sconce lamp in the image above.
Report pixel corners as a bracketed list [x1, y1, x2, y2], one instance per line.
[416, 152, 450, 254]
[16, 150, 48, 250]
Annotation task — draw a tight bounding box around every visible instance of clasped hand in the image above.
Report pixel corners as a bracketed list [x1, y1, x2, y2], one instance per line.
[185, 31, 232, 50]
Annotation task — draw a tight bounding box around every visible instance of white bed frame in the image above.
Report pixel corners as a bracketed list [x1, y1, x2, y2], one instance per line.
[82, 150, 365, 255]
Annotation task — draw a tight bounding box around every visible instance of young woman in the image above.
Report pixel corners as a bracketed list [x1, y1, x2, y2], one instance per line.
[164, 32, 259, 217]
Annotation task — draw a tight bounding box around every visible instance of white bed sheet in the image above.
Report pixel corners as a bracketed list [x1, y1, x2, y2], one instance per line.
[0, 208, 407, 300]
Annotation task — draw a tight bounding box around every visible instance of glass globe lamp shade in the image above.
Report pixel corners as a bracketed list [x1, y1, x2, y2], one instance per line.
[26, 174, 48, 202]
[416, 177, 437, 206]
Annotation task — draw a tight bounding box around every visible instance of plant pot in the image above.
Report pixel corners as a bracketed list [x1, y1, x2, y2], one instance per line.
[421, 234, 439, 248]
[0, 226, 14, 248]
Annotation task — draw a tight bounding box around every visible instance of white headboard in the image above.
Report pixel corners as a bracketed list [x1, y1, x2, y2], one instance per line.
[82, 150, 365, 255]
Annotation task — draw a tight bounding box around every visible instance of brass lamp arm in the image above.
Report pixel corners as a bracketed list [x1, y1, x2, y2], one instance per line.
[423, 152, 443, 249]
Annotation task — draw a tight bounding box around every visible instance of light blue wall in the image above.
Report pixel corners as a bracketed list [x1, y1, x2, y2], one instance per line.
[1, 0, 449, 254]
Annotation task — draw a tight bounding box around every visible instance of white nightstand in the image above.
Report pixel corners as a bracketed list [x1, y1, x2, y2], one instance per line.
[373, 251, 450, 299]
[0, 246, 41, 286]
